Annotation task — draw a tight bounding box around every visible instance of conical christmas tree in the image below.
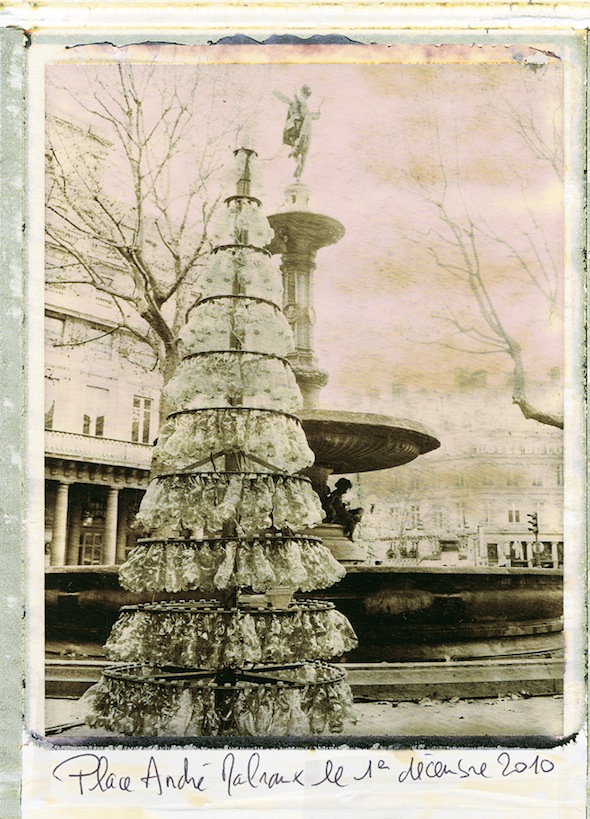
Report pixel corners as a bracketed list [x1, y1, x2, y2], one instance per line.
[81, 148, 357, 736]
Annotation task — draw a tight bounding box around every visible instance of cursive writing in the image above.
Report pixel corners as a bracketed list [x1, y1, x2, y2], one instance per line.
[52, 753, 208, 797]
[140, 756, 208, 795]
[221, 751, 304, 797]
[51, 749, 557, 800]
[398, 754, 489, 782]
[497, 752, 555, 777]
[53, 754, 134, 796]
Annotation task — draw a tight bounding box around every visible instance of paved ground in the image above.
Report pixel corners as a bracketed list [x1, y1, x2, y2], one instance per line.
[45, 693, 563, 739]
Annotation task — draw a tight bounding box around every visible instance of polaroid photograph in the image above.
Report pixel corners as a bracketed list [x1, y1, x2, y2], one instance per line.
[6, 20, 587, 818]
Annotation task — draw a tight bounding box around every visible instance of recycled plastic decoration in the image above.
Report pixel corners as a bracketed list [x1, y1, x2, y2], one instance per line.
[82, 661, 354, 737]
[82, 148, 358, 736]
[118, 535, 345, 593]
[104, 600, 358, 667]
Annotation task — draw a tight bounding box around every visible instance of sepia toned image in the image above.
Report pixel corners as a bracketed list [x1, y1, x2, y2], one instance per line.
[40, 42, 571, 742]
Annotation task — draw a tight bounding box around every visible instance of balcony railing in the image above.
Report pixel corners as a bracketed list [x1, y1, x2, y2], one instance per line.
[45, 429, 152, 470]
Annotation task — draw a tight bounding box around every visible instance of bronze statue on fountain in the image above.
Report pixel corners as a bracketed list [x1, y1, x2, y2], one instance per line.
[274, 85, 321, 181]
[322, 478, 364, 541]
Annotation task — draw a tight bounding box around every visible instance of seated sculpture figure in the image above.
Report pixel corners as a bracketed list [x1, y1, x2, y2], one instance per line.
[322, 477, 363, 541]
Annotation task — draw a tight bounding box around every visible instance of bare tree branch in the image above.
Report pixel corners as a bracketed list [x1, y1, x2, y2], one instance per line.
[45, 64, 249, 422]
[405, 76, 564, 428]
[512, 397, 563, 429]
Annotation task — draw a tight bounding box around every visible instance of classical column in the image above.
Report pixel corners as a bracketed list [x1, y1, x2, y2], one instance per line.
[66, 486, 82, 565]
[50, 482, 69, 566]
[103, 487, 119, 566]
[115, 491, 128, 565]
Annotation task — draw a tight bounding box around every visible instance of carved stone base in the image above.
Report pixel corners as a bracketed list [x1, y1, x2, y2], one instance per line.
[311, 523, 367, 563]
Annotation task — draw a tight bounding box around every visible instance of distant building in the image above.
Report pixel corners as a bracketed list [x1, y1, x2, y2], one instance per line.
[354, 391, 563, 569]
[44, 277, 161, 567]
[45, 114, 166, 570]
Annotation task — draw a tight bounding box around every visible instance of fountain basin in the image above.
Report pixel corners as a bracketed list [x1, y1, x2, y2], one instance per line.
[300, 409, 440, 474]
[268, 209, 346, 254]
[45, 565, 562, 662]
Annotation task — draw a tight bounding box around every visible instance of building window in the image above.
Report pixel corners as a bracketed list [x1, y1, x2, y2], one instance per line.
[556, 463, 564, 486]
[79, 532, 103, 565]
[67, 320, 113, 360]
[91, 335, 112, 359]
[456, 502, 467, 527]
[45, 377, 58, 430]
[506, 472, 519, 487]
[532, 474, 543, 487]
[86, 324, 113, 360]
[480, 466, 494, 487]
[508, 508, 520, 524]
[487, 543, 499, 565]
[78, 488, 107, 564]
[510, 540, 527, 562]
[131, 396, 153, 444]
[83, 385, 109, 437]
[484, 501, 495, 525]
[45, 315, 65, 347]
[434, 508, 444, 529]
[119, 334, 158, 370]
[408, 504, 421, 529]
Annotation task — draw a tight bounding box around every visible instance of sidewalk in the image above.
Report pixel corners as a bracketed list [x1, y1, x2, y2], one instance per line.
[44, 693, 563, 739]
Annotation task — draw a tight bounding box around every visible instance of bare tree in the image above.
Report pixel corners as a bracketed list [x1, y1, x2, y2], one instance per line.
[404, 64, 564, 429]
[420, 200, 564, 429]
[46, 63, 249, 421]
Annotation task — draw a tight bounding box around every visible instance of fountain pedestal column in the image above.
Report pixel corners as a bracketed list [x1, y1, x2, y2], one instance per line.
[268, 183, 345, 409]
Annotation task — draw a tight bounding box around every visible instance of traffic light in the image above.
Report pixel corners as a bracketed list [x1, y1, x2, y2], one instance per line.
[527, 512, 539, 535]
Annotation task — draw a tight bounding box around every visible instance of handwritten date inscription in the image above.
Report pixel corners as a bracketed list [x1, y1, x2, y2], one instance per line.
[51, 751, 556, 798]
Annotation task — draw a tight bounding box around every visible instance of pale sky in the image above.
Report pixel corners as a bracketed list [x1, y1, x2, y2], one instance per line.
[45, 44, 566, 433]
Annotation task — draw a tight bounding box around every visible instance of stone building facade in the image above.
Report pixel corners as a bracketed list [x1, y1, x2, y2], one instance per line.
[44, 285, 160, 568]
[355, 402, 564, 569]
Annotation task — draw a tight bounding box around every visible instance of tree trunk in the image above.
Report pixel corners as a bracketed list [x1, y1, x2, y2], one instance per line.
[510, 343, 564, 429]
[158, 343, 182, 428]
